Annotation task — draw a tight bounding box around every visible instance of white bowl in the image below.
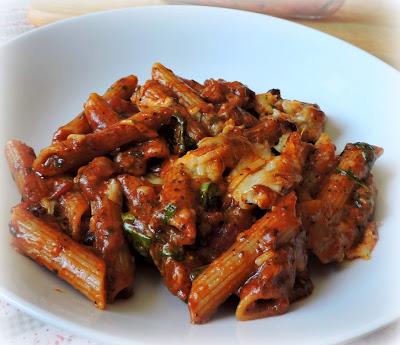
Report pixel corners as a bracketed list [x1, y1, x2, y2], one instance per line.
[0, 5, 399, 345]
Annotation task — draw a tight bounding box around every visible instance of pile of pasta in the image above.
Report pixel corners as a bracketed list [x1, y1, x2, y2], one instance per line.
[5, 63, 383, 323]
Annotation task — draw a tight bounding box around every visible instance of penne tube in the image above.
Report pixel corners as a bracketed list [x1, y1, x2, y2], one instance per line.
[52, 112, 91, 143]
[5, 140, 49, 203]
[76, 156, 117, 201]
[152, 163, 197, 246]
[307, 142, 383, 263]
[337, 175, 377, 259]
[152, 63, 211, 116]
[59, 190, 90, 241]
[298, 133, 337, 201]
[188, 193, 300, 324]
[46, 176, 75, 199]
[33, 108, 174, 176]
[10, 204, 106, 309]
[153, 63, 231, 135]
[114, 138, 170, 176]
[162, 256, 192, 302]
[104, 75, 138, 101]
[243, 118, 292, 146]
[84, 93, 121, 131]
[118, 174, 157, 251]
[133, 79, 177, 110]
[90, 179, 135, 301]
[103, 75, 138, 115]
[52, 75, 138, 143]
[236, 247, 295, 321]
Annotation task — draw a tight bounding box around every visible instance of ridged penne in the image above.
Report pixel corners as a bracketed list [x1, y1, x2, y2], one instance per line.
[52, 112, 92, 143]
[188, 193, 300, 324]
[243, 118, 292, 146]
[236, 246, 295, 321]
[76, 156, 117, 200]
[33, 108, 175, 176]
[152, 62, 211, 116]
[59, 190, 90, 241]
[5, 140, 49, 204]
[152, 163, 196, 246]
[133, 79, 177, 110]
[298, 132, 337, 201]
[114, 138, 170, 176]
[103, 75, 138, 115]
[52, 75, 138, 143]
[10, 204, 106, 309]
[90, 178, 135, 301]
[84, 93, 121, 131]
[307, 143, 383, 263]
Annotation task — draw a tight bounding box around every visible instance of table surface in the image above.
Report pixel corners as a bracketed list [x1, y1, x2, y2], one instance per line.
[27, 0, 400, 69]
[0, 1, 399, 344]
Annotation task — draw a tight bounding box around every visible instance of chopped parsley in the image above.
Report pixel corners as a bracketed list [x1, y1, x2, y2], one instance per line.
[200, 182, 221, 210]
[122, 212, 151, 257]
[336, 168, 364, 186]
[353, 142, 375, 168]
[161, 243, 184, 261]
[163, 204, 177, 225]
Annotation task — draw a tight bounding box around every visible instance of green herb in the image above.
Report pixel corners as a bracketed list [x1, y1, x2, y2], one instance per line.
[189, 265, 208, 281]
[161, 243, 184, 261]
[122, 212, 151, 257]
[159, 114, 196, 155]
[163, 204, 177, 225]
[122, 212, 136, 222]
[200, 182, 221, 210]
[353, 142, 375, 168]
[336, 168, 364, 186]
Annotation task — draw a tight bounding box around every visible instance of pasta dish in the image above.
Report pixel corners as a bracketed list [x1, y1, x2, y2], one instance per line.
[5, 63, 383, 323]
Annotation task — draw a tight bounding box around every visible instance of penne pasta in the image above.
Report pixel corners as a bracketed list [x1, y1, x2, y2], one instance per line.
[52, 112, 91, 143]
[152, 62, 212, 116]
[33, 108, 175, 176]
[90, 178, 135, 301]
[114, 138, 170, 176]
[10, 204, 106, 309]
[76, 156, 117, 200]
[4, 64, 384, 322]
[84, 93, 121, 131]
[236, 246, 295, 321]
[297, 133, 337, 201]
[152, 163, 196, 246]
[5, 140, 49, 204]
[59, 190, 90, 241]
[52, 75, 138, 143]
[103, 75, 138, 115]
[243, 118, 293, 146]
[133, 79, 177, 110]
[188, 193, 300, 324]
[307, 143, 383, 263]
